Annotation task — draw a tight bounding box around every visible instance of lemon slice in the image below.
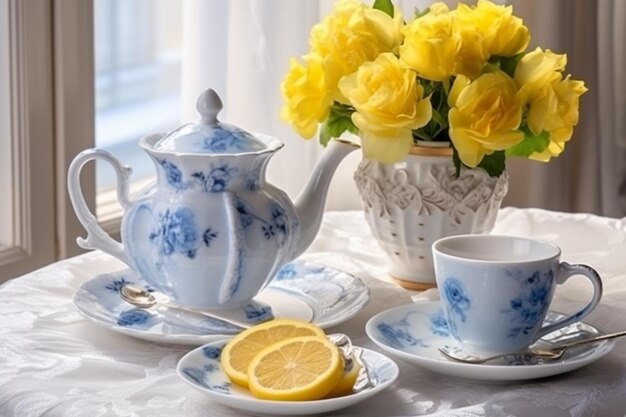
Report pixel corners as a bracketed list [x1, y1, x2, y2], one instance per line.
[247, 335, 344, 401]
[220, 319, 325, 388]
[326, 354, 361, 397]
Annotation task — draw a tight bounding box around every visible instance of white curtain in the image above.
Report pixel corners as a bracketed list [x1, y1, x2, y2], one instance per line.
[180, 0, 626, 216]
[505, 0, 626, 217]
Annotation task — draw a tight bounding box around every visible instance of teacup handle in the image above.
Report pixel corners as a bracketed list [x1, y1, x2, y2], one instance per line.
[534, 262, 603, 340]
[68, 148, 135, 269]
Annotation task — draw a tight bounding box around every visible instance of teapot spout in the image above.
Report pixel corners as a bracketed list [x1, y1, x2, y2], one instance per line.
[292, 139, 360, 259]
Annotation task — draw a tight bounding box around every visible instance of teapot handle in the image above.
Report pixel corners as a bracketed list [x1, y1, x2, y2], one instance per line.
[68, 149, 135, 269]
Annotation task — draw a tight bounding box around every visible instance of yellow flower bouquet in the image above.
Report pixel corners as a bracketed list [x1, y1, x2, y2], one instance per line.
[280, 0, 587, 177]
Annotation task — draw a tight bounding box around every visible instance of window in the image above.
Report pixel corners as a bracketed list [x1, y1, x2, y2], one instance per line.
[0, 0, 56, 282]
[94, 0, 183, 222]
[0, 0, 12, 249]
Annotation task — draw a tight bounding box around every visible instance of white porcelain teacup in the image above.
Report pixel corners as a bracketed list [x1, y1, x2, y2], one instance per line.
[432, 235, 603, 356]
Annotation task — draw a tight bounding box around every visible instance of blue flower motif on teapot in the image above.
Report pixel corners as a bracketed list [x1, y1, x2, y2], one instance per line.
[191, 165, 238, 192]
[149, 207, 217, 259]
[202, 126, 258, 153]
[235, 198, 287, 246]
[158, 159, 186, 191]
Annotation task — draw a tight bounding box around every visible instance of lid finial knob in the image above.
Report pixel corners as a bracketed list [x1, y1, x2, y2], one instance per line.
[196, 88, 222, 126]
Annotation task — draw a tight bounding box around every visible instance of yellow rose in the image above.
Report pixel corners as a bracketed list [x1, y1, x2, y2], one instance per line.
[448, 71, 524, 167]
[399, 4, 460, 81]
[526, 76, 588, 162]
[280, 55, 332, 139]
[454, 26, 489, 80]
[310, 0, 403, 102]
[515, 48, 567, 102]
[339, 53, 432, 163]
[456, 0, 530, 57]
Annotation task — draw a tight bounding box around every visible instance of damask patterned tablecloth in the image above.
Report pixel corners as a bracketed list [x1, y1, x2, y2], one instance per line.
[1, 208, 626, 417]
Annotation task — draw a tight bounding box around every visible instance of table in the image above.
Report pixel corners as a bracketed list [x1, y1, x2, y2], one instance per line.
[2, 208, 626, 417]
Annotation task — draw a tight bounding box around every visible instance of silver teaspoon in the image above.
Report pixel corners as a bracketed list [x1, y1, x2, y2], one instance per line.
[439, 329, 626, 364]
[119, 284, 247, 332]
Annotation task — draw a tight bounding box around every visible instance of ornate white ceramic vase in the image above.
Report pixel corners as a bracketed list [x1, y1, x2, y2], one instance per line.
[354, 143, 508, 290]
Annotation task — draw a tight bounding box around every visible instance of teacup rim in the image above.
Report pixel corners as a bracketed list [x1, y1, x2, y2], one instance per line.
[432, 234, 561, 264]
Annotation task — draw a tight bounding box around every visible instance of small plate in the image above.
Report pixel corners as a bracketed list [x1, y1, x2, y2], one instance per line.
[74, 260, 369, 345]
[176, 339, 399, 416]
[365, 301, 615, 382]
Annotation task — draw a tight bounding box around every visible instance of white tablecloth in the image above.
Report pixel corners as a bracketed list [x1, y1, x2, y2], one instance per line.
[2, 208, 626, 417]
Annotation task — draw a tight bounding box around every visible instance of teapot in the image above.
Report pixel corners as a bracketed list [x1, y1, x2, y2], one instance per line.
[68, 89, 358, 318]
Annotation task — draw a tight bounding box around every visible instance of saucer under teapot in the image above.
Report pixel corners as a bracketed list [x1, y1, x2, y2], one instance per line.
[68, 89, 359, 318]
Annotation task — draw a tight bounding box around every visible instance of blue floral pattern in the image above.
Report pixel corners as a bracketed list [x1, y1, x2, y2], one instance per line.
[429, 310, 451, 337]
[180, 365, 232, 394]
[275, 262, 325, 281]
[117, 309, 153, 327]
[376, 322, 428, 349]
[244, 303, 273, 322]
[104, 277, 133, 293]
[276, 263, 297, 280]
[202, 346, 222, 359]
[149, 208, 217, 259]
[243, 165, 262, 190]
[157, 158, 242, 193]
[202, 128, 246, 153]
[443, 277, 470, 324]
[234, 198, 288, 246]
[157, 159, 187, 191]
[191, 165, 238, 192]
[505, 270, 553, 338]
[202, 228, 218, 247]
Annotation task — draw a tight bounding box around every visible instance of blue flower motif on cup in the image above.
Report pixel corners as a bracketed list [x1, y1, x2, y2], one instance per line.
[191, 164, 238, 192]
[157, 159, 187, 191]
[443, 277, 470, 323]
[104, 277, 133, 293]
[202, 345, 222, 359]
[505, 270, 553, 338]
[149, 208, 217, 259]
[203, 128, 245, 153]
[117, 309, 153, 327]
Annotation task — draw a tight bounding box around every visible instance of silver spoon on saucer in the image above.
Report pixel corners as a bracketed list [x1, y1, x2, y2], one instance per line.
[438, 330, 626, 364]
[119, 284, 247, 332]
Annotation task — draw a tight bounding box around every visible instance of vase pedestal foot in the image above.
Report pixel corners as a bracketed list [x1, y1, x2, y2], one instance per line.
[390, 275, 437, 291]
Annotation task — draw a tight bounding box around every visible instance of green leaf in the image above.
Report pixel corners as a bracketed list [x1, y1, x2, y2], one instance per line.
[478, 151, 506, 177]
[431, 108, 446, 127]
[414, 6, 430, 18]
[506, 128, 550, 157]
[373, 0, 394, 17]
[319, 107, 358, 147]
[499, 53, 524, 78]
[452, 146, 462, 178]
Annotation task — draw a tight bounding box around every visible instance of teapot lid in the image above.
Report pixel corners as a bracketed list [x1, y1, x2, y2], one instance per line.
[153, 89, 267, 154]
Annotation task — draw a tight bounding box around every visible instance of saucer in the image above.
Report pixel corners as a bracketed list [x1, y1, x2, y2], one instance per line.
[365, 301, 615, 382]
[74, 259, 370, 345]
[176, 339, 399, 416]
